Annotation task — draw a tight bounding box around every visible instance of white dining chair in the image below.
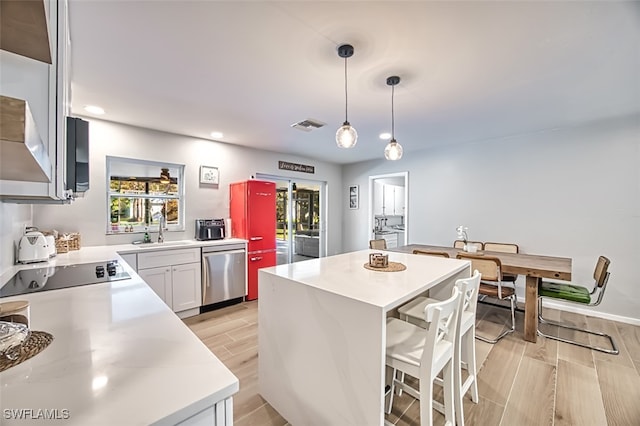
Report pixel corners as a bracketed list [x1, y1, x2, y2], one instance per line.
[397, 271, 481, 426]
[386, 287, 461, 426]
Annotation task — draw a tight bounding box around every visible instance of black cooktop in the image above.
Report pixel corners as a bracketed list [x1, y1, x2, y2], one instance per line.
[0, 260, 131, 298]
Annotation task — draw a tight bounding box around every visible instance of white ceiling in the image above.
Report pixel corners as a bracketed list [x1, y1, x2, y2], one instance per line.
[69, 1, 640, 165]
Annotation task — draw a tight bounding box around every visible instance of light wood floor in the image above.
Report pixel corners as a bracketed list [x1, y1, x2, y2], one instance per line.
[184, 300, 640, 425]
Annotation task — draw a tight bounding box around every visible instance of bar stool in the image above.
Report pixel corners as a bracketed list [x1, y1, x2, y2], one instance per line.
[386, 287, 461, 426]
[397, 271, 481, 426]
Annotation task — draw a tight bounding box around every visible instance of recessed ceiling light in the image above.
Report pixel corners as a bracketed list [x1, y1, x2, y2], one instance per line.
[379, 132, 391, 140]
[210, 131, 223, 139]
[84, 105, 105, 115]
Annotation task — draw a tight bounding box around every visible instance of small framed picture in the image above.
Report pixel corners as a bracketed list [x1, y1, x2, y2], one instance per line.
[200, 166, 219, 185]
[349, 185, 359, 209]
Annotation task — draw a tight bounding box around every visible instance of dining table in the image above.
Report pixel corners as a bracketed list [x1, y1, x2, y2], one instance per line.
[391, 244, 573, 343]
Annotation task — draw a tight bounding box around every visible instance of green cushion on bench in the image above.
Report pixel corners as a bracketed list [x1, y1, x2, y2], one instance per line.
[539, 282, 591, 304]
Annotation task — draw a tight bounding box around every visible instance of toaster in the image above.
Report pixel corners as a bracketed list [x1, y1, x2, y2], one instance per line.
[195, 219, 225, 241]
[18, 231, 50, 264]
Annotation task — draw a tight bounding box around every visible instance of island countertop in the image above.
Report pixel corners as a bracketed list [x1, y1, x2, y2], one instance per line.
[0, 243, 239, 425]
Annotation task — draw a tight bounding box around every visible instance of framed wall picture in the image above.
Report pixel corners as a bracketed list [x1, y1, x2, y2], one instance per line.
[200, 166, 219, 185]
[349, 185, 359, 209]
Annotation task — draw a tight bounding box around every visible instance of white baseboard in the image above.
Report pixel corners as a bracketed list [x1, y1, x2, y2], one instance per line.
[540, 299, 640, 326]
[513, 286, 640, 326]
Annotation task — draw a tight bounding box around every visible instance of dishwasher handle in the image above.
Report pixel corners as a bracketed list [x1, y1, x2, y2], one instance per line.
[202, 257, 209, 303]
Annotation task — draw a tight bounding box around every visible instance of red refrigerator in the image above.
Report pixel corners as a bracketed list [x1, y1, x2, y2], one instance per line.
[229, 180, 277, 300]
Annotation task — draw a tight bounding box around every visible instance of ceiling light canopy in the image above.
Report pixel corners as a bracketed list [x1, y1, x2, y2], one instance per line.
[335, 44, 357, 149]
[384, 76, 403, 161]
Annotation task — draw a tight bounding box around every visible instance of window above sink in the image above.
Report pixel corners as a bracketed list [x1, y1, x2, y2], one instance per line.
[106, 156, 185, 235]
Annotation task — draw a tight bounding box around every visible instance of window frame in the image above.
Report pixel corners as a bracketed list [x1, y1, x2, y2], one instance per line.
[105, 156, 186, 235]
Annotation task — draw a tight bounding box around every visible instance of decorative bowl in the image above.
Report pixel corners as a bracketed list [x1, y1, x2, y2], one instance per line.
[0, 321, 30, 360]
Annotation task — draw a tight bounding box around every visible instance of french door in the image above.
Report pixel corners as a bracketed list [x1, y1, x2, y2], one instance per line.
[255, 174, 325, 264]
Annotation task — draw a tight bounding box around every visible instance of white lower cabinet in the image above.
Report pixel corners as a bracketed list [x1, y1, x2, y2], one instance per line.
[137, 248, 202, 313]
[171, 262, 202, 312]
[138, 266, 172, 306]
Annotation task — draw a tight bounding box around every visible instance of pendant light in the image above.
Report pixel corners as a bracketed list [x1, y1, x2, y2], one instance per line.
[335, 44, 358, 149]
[384, 76, 403, 161]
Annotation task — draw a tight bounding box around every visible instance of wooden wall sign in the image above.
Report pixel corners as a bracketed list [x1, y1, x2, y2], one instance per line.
[278, 161, 315, 174]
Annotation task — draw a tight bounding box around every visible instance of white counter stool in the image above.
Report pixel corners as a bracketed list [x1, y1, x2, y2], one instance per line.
[397, 271, 481, 426]
[386, 287, 461, 426]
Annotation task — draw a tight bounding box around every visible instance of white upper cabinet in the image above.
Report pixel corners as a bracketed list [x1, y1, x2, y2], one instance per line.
[374, 183, 406, 217]
[394, 185, 405, 215]
[0, 0, 71, 201]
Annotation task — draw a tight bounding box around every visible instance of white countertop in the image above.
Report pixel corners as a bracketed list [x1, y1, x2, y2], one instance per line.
[261, 249, 469, 310]
[1, 238, 247, 285]
[0, 239, 244, 425]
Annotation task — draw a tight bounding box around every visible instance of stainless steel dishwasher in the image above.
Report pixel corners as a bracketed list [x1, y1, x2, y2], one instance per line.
[202, 243, 246, 306]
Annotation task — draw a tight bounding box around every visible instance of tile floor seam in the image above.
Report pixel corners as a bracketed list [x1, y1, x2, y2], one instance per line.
[497, 342, 526, 426]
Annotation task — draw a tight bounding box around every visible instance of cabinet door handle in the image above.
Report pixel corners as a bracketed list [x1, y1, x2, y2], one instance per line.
[250, 256, 263, 262]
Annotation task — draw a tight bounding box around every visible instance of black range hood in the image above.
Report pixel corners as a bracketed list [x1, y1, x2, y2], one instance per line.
[66, 116, 89, 195]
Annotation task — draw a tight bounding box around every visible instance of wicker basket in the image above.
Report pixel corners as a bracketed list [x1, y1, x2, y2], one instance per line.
[55, 233, 81, 253]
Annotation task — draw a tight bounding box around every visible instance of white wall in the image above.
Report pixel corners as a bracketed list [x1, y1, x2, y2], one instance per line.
[342, 114, 640, 321]
[0, 203, 33, 272]
[30, 119, 344, 255]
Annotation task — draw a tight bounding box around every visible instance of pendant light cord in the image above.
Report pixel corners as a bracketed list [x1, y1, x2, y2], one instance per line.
[391, 84, 395, 139]
[344, 57, 348, 122]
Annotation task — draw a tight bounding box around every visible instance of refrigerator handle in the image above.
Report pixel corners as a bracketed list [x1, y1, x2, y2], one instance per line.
[250, 256, 263, 262]
[249, 236, 263, 241]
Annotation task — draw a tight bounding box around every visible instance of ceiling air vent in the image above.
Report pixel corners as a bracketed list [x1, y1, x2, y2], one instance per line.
[291, 118, 326, 132]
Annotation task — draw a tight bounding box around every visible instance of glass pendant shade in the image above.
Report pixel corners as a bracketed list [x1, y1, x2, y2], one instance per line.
[336, 122, 358, 148]
[384, 139, 403, 160]
[336, 44, 357, 149]
[384, 76, 402, 161]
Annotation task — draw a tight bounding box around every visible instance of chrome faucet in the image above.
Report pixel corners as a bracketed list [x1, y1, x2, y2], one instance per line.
[158, 209, 166, 243]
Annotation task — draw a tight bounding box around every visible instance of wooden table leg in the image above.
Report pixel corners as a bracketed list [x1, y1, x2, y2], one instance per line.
[524, 275, 539, 342]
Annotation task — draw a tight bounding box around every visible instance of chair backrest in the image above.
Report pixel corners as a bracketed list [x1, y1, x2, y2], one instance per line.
[453, 240, 483, 250]
[370, 239, 387, 250]
[483, 242, 519, 254]
[420, 287, 460, 366]
[594, 256, 611, 287]
[455, 270, 482, 318]
[591, 256, 612, 306]
[413, 249, 450, 258]
[456, 253, 502, 282]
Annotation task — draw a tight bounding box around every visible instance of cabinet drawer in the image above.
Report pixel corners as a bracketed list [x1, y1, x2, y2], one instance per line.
[138, 248, 200, 270]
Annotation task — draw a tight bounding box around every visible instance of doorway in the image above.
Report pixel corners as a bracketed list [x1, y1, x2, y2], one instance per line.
[255, 174, 326, 264]
[368, 172, 409, 249]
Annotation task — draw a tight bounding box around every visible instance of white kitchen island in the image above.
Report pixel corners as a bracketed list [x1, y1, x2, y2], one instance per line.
[0, 247, 238, 425]
[258, 249, 470, 425]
